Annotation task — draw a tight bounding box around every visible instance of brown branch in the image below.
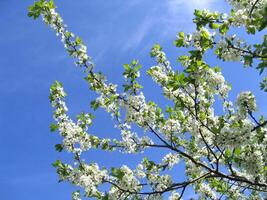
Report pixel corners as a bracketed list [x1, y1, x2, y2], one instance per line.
[105, 172, 210, 196]
[249, 0, 260, 18]
[251, 120, 267, 131]
[227, 43, 267, 59]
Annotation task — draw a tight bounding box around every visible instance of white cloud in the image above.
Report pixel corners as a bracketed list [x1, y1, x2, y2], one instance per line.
[162, 0, 216, 33]
[94, 0, 220, 53]
[122, 15, 154, 51]
[167, 0, 214, 14]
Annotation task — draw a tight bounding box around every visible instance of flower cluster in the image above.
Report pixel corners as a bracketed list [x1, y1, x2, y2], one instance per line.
[50, 82, 93, 154]
[227, 0, 266, 28]
[236, 91, 257, 118]
[206, 68, 230, 98]
[217, 118, 254, 147]
[150, 44, 172, 72]
[197, 182, 217, 200]
[162, 153, 180, 169]
[147, 66, 169, 84]
[124, 92, 163, 130]
[169, 191, 181, 200]
[119, 127, 153, 153]
[161, 118, 181, 139]
[108, 166, 142, 199]
[41, 6, 93, 68]
[216, 39, 242, 61]
[175, 28, 216, 52]
[75, 164, 108, 197]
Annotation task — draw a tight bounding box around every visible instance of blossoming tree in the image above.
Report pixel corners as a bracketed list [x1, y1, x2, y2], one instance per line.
[28, 0, 267, 199]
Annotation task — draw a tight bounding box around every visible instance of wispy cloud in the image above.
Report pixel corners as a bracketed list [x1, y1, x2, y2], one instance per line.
[164, 0, 215, 33]
[167, 0, 214, 14]
[122, 15, 155, 51]
[82, 0, 220, 55]
[120, 0, 208, 51]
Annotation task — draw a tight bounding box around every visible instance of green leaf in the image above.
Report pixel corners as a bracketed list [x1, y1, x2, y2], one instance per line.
[166, 106, 173, 113]
[111, 168, 125, 180]
[123, 64, 130, 70]
[28, 0, 55, 19]
[260, 77, 267, 92]
[259, 6, 267, 31]
[55, 144, 63, 152]
[194, 9, 202, 17]
[146, 160, 156, 170]
[50, 123, 58, 132]
[247, 25, 256, 34]
[47, 0, 55, 8]
[52, 160, 63, 168]
[225, 149, 231, 158]
[243, 55, 253, 67]
[201, 29, 210, 40]
[175, 39, 184, 47]
[150, 44, 161, 57]
[133, 65, 142, 71]
[101, 193, 109, 200]
[131, 59, 138, 66]
[219, 23, 229, 35]
[91, 100, 100, 110]
[75, 37, 82, 45]
[233, 148, 241, 156]
[175, 32, 185, 47]
[259, 20, 267, 31]
[209, 23, 220, 29]
[257, 62, 267, 74]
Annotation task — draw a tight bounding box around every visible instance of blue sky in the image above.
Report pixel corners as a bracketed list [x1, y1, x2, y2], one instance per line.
[0, 0, 266, 199]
